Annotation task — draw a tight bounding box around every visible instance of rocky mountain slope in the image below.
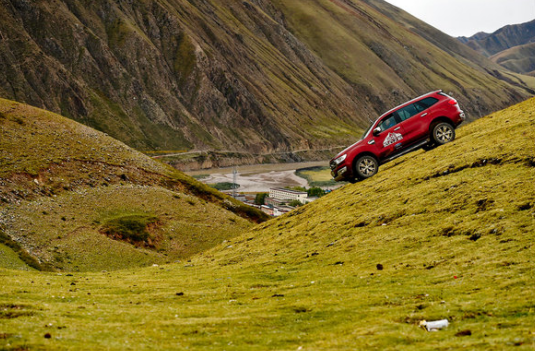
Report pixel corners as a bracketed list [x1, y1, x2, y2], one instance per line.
[491, 42, 535, 76]
[0, 98, 268, 272]
[459, 19, 535, 75]
[1, 97, 533, 350]
[0, 0, 532, 159]
[458, 19, 535, 57]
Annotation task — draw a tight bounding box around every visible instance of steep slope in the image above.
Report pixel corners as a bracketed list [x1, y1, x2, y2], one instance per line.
[0, 98, 268, 271]
[1, 99, 533, 350]
[0, 0, 531, 159]
[0, 0, 368, 154]
[359, 0, 535, 94]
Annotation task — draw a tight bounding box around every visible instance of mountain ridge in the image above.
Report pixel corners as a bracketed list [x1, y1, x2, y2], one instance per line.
[458, 19, 535, 76]
[458, 19, 535, 57]
[0, 0, 532, 160]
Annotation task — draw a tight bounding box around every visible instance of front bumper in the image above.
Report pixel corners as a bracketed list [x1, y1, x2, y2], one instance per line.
[331, 166, 349, 182]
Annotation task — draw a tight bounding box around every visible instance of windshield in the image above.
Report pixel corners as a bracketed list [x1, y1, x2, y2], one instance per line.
[361, 122, 374, 140]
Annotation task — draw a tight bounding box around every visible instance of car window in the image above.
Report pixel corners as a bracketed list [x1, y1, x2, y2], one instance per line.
[397, 104, 419, 121]
[414, 97, 439, 111]
[378, 114, 399, 131]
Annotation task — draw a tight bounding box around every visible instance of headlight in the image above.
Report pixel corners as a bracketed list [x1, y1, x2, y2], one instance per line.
[332, 154, 347, 167]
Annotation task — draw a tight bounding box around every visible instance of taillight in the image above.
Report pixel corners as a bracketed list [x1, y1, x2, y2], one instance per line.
[448, 99, 457, 105]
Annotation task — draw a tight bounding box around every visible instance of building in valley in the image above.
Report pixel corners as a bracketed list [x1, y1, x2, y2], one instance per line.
[269, 188, 308, 203]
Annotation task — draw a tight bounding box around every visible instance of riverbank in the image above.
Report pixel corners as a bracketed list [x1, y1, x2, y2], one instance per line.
[158, 148, 344, 172]
[184, 161, 338, 193]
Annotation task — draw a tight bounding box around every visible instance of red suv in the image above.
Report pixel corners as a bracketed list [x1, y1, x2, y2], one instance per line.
[330, 91, 465, 182]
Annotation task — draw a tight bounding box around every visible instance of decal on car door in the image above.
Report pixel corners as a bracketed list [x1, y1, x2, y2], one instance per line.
[383, 132, 403, 147]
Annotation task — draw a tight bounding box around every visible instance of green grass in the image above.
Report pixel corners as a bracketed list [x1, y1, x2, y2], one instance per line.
[0, 231, 42, 271]
[0, 96, 533, 349]
[0, 98, 268, 272]
[0, 97, 169, 178]
[208, 182, 240, 191]
[2, 183, 254, 272]
[0, 243, 33, 271]
[296, 166, 339, 187]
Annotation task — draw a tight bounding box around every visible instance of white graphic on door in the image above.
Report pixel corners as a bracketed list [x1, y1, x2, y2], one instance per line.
[383, 132, 403, 147]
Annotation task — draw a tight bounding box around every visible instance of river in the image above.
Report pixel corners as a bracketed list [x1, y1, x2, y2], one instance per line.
[185, 161, 329, 193]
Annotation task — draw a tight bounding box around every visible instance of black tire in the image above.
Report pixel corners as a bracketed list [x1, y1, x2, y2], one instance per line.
[432, 122, 455, 145]
[354, 155, 379, 179]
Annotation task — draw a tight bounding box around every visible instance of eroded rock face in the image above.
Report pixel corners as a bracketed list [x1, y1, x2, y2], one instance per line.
[0, 0, 362, 153]
[0, 0, 528, 156]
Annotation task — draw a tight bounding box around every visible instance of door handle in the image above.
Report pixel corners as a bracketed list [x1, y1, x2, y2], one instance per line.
[421, 113, 428, 117]
[394, 127, 401, 131]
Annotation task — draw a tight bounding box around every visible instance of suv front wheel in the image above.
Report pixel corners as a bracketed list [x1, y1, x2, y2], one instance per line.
[354, 155, 379, 180]
[432, 122, 455, 145]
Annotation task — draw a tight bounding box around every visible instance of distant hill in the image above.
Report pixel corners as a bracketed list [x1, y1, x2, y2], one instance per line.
[0, 0, 532, 162]
[458, 19, 535, 75]
[490, 42, 535, 76]
[0, 98, 268, 272]
[458, 20, 535, 56]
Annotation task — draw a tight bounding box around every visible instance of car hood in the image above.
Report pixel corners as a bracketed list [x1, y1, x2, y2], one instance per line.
[333, 139, 363, 159]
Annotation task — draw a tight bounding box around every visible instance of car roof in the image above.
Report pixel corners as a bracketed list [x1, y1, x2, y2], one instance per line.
[377, 90, 442, 120]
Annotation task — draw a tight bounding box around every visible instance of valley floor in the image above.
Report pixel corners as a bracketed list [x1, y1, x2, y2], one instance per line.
[187, 161, 340, 193]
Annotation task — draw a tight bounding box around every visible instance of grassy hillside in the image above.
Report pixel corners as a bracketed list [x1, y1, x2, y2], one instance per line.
[1, 98, 533, 349]
[0, 98, 268, 272]
[491, 43, 535, 76]
[271, 0, 531, 117]
[0, 0, 531, 160]
[361, 0, 535, 94]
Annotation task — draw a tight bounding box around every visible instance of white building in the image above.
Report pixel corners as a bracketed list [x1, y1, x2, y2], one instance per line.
[269, 188, 308, 203]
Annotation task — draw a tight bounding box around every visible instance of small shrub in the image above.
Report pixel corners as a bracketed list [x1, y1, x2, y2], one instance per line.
[102, 214, 159, 243]
[209, 182, 240, 191]
[255, 193, 268, 205]
[307, 187, 326, 198]
[289, 200, 304, 207]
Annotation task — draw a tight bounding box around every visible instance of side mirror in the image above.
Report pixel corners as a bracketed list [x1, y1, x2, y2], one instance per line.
[373, 127, 381, 136]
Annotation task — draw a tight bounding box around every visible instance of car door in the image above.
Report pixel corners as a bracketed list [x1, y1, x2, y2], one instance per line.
[372, 114, 406, 160]
[396, 103, 423, 147]
[399, 97, 440, 145]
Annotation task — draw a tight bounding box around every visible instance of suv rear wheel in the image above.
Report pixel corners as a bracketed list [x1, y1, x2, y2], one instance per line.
[354, 155, 379, 180]
[432, 122, 455, 145]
